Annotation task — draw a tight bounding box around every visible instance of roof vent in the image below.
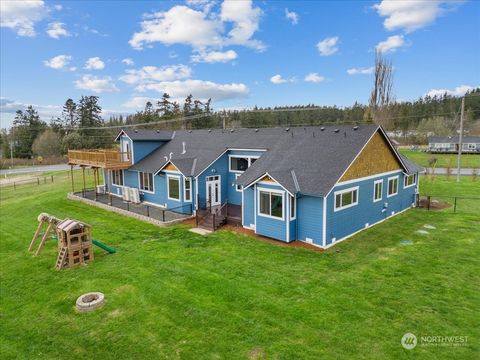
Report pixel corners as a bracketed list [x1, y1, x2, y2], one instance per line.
[255, 129, 259, 132]
[353, 126, 359, 130]
[188, 130, 192, 133]
[208, 129, 211, 133]
[320, 127, 325, 131]
[285, 128, 290, 132]
[156, 129, 160, 133]
[134, 129, 138, 133]
[334, 129, 339, 133]
[182, 141, 186, 154]
[344, 131, 347, 137]
[230, 129, 234, 133]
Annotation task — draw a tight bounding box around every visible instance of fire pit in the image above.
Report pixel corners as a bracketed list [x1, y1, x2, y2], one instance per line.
[76, 292, 105, 312]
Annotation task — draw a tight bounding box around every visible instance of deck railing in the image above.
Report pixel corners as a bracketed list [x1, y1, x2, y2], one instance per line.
[68, 149, 131, 169]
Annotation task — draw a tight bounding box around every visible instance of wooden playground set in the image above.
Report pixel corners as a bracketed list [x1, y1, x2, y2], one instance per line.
[28, 213, 115, 270]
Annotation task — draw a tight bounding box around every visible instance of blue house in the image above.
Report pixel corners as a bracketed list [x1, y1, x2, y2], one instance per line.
[94, 125, 422, 249]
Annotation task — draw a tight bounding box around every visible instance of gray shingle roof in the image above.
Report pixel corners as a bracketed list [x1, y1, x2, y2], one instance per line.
[399, 154, 425, 174]
[428, 135, 480, 144]
[115, 129, 174, 141]
[126, 125, 419, 196]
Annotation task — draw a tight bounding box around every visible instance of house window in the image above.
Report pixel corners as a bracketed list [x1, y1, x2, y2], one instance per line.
[404, 174, 416, 188]
[230, 157, 249, 172]
[139, 172, 153, 192]
[184, 177, 191, 202]
[387, 176, 399, 197]
[290, 195, 296, 220]
[334, 187, 359, 211]
[168, 175, 180, 201]
[258, 190, 283, 219]
[466, 143, 476, 150]
[235, 174, 242, 191]
[373, 180, 383, 202]
[112, 170, 123, 186]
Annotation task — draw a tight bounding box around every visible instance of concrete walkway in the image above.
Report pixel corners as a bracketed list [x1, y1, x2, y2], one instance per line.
[0, 164, 70, 176]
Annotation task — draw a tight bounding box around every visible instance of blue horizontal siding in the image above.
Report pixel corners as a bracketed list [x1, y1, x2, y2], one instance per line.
[296, 195, 324, 246]
[242, 187, 255, 228]
[326, 171, 417, 245]
[255, 183, 287, 242]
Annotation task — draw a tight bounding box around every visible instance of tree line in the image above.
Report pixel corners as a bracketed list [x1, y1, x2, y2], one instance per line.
[1, 89, 479, 160]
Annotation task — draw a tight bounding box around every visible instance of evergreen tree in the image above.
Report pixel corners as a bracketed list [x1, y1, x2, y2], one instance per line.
[12, 106, 46, 158]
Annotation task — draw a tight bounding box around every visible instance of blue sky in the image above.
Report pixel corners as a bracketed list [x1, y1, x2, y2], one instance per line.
[1, 0, 479, 128]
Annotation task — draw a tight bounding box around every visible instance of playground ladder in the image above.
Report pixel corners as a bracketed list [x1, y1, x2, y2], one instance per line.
[55, 247, 68, 270]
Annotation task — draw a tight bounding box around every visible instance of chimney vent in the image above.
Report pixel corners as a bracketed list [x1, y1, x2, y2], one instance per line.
[182, 141, 186, 154]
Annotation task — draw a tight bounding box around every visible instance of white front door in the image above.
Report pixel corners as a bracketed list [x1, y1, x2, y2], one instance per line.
[206, 175, 221, 207]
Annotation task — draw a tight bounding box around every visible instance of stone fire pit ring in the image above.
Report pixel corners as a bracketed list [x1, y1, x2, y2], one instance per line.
[76, 292, 105, 312]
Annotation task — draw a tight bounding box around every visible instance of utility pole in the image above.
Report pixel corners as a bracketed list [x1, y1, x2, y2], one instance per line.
[456, 96, 465, 182]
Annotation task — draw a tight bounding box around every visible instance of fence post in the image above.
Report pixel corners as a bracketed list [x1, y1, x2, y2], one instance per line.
[454, 197, 457, 213]
[51, 175, 54, 183]
[13, 182, 16, 190]
[37, 178, 40, 185]
[427, 196, 431, 211]
[44, 176, 46, 184]
[213, 214, 216, 231]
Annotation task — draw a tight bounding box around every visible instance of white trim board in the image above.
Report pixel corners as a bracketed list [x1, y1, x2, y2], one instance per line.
[387, 176, 399, 198]
[333, 186, 359, 212]
[373, 179, 383, 203]
[167, 174, 181, 201]
[257, 186, 286, 221]
[336, 169, 402, 187]
[244, 172, 294, 197]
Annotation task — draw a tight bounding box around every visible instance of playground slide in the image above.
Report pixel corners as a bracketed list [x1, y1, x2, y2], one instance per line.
[92, 240, 116, 254]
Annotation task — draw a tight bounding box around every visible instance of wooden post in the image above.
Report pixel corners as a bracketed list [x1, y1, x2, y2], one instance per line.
[93, 168, 98, 201]
[37, 178, 40, 185]
[34, 222, 54, 256]
[427, 196, 431, 211]
[454, 197, 457, 213]
[107, 169, 112, 205]
[51, 175, 54, 183]
[28, 221, 44, 252]
[70, 165, 75, 193]
[82, 166, 86, 197]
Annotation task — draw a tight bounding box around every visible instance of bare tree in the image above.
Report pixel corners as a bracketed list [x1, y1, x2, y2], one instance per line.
[369, 50, 395, 129]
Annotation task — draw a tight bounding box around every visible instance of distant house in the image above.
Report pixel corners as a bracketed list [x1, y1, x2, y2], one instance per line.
[69, 125, 423, 249]
[428, 136, 480, 154]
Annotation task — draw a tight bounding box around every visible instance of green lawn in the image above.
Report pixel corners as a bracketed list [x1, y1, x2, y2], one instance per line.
[0, 173, 479, 359]
[399, 149, 480, 168]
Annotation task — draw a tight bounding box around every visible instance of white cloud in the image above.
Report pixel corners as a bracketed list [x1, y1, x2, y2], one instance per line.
[425, 84, 479, 98]
[123, 96, 159, 109]
[121, 58, 135, 66]
[285, 8, 299, 25]
[191, 50, 238, 63]
[270, 74, 288, 84]
[119, 65, 192, 85]
[316, 36, 339, 56]
[347, 67, 374, 75]
[53, 4, 62, 11]
[84, 57, 105, 70]
[136, 79, 249, 101]
[376, 35, 406, 53]
[0, 0, 47, 37]
[46, 22, 71, 39]
[74, 75, 119, 93]
[304, 73, 325, 83]
[43, 55, 72, 70]
[129, 1, 264, 51]
[0, 97, 61, 127]
[374, 0, 459, 33]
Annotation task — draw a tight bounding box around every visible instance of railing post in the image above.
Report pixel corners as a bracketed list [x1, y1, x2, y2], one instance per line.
[454, 197, 457, 213]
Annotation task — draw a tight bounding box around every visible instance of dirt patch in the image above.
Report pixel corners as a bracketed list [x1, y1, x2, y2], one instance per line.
[249, 347, 266, 360]
[417, 198, 451, 210]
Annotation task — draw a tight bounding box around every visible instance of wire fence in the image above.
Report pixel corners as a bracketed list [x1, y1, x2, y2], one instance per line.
[0, 175, 55, 190]
[417, 195, 480, 214]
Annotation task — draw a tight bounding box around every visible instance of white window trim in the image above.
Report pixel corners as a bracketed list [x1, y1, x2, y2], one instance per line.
[403, 174, 416, 189]
[257, 187, 285, 221]
[373, 179, 383, 202]
[228, 155, 260, 173]
[235, 174, 242, 192]
[167, 174, 181, 201]
[138, 171, 154, 194]
[183, 177, 192, 202]
[112, 170, 124, 187]
[334, 186, 359, 212]
[387, 176, 399, 197]
[290, 195, 296, 220]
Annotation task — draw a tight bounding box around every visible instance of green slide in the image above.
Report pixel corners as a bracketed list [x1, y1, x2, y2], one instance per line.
[92, 239, 116, 254]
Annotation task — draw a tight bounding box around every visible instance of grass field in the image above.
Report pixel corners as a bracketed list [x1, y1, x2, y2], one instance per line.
[399, 149, 480, 168]
[1, 172, 479, 359]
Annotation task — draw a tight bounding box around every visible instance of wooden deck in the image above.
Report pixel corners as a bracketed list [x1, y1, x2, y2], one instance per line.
[68, 149, 131, 170]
